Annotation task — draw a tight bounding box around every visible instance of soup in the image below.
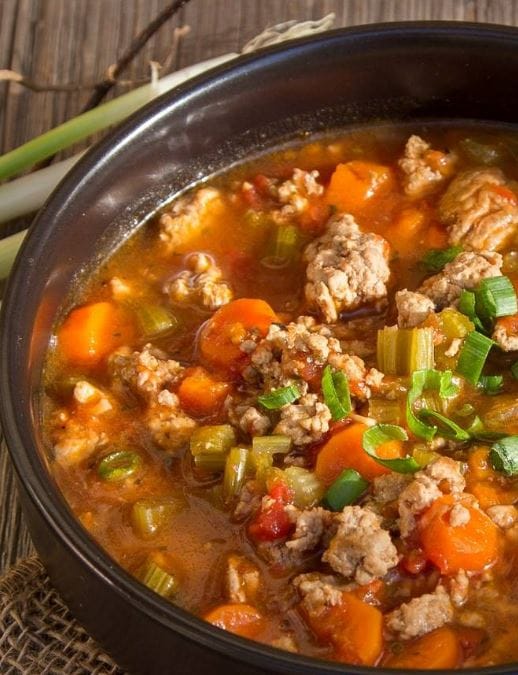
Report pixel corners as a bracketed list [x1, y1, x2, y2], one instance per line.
[43, 124, 518, 668]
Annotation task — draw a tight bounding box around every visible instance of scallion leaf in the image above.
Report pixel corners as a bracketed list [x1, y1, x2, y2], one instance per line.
[458, 290, 487, 333]
[476, 276, 518, 320]
[258, 384, 301, 410]
[456, 331, 494, 385]
[466, 415, 507, 442]
[406, 369, 460, 441]
[419, 409, 470, 441]
[98, 450, 141, 482]
[324, 469, 369, 511]
[490, 436, 518, 476]
[478, 374, 504, 395]
[362, 424, 419, 474]
[321, 365, 351, 421]
[421, 245, 463, 272]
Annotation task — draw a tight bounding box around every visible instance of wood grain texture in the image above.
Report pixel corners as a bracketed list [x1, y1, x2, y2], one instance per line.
[1, 0, 518, 574]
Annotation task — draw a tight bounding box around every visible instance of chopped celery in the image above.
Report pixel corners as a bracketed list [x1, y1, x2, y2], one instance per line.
[368, 398, 402, 424]
[193, 453, 227, 472]
[131, 498, 184, 539]
[377, 326, 434, 376]
[249, 449, 273, 483]
[438, 308, 474, 339]
[190, 425, 236, 456]
[261, 224, 301, 269]
[133, 303, 178, 337]
[140, 558, 178, 598]
[458, 138, 506, 165]
[284, 467, 325, 508]
[223, 447, 249, 502]
[252, 435, 291, 455]
[98, 451, 141, 482]
[412, 444, 440, 468]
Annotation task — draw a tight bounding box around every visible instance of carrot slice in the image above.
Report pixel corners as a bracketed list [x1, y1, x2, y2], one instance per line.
[419, 495, 500, 574]
[204, 603, 264, 639]
[314, 422, 403, 484]
[306, 591, 383, 665]
[177, 367, 230, 416]
[385, 627, 461, 669]
[57, 301, 134, 365]
[199, 298, 277, 375]
[325, 161, 395, 215]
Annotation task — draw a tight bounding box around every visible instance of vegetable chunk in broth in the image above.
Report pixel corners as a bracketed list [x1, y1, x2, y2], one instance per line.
[44, 124, 518, 668]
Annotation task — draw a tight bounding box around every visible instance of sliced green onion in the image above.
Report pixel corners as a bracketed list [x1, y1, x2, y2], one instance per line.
[131, 498, 183, 538]
[133, 303, 178, 337]
[189, 425, 236, 456]
[419, 409, 470, 441]
[458, 290, 487, 333]
[368, 398, 402, 425]
[223, 447, 249, 502]
[490, 436, 518, 476]
[321, 365, 352, 421]
[362, 424, 419, 473]
[261, 224, 301, 269]
[258, 384, 301, 410]
[98, 450, 141, 481]
[456, 331, 494, 385]
[476, 276, 517, 319]
[284, 467, 325, 508]
[512, 360, 518, 380]
[478, 374, 504, 395]
[324, 469, 369, 511]
[466, 415, 507, 441]
[193, 453, 227, 472]
[377, 326, 434, 376]
[421, 245, 463, 273]
[139, 558, 178, 598]
[406, 369, 459, 441]
[252, 435, 292, 455]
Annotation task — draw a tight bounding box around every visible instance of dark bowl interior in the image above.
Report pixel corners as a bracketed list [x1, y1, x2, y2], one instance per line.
[2, 21, 518, 675]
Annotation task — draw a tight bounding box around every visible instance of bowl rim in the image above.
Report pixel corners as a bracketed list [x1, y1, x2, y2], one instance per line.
[3, 20, 518, 674]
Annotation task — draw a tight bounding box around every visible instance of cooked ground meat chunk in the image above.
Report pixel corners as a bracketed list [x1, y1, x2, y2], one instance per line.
[398, 457, 465, 537]
[373, 473, 413, 505]
[73, 381, 113, 415]
[303, 214, 391, 322]
[285, 505, 335, 552]
[110, 344, 184, 400]
[292, 572, 353, 616]
[158, 187, 223, 248]
[439, 168, 518, 251]
[493, 321, 518, 352]
[146, 390, 197, 452]
[164, 252, 233, 310]
[226, 554, 261, 604]
[486, 505, 518, 529]
[233, 480, 263, 521]
[449, 569, 470, 608]
[449, 503, 471, 527]
[225, 397, 272, 437]
[52, 412, 107, 466]
[274, 393, 331, 446]
[276, 168, 323, 220]
[396, 289, 436, 328]
[418, 250, 503, 309]
[270, 635, 298, 653]
[386, 585, 454, 639]
[322, 506, 398, 584]
[399, 135, 456, 198]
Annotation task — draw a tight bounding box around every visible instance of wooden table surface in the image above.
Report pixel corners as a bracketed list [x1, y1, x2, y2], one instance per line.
[2, 0, 518, 575]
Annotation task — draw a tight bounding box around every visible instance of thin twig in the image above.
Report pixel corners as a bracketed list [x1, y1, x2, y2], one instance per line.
[81, 0, 191, 113]
[0, 68, 152, 92]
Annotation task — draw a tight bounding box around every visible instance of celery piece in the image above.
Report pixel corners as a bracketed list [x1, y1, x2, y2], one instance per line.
[140, 558, 178, 598]
[368, 398, 402, 425]
[284, 467, 325, 508]
[131, 498, 184, 539]
[189, 425, 236, 456]
[193, 453, 227, 472]
[133, 303, 178, 337]
[438, 308, 474, 340]
[412, 444, 440, 468]
[252, 435, 291, 455]
[377, 326, 434, 376]
[261, 224, 301, 269]
[223, 447, 249, 502]
[250, 449, 274, 484]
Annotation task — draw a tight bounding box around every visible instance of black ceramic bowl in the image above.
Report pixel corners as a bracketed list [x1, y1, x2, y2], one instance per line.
[2, 21, 518, 675]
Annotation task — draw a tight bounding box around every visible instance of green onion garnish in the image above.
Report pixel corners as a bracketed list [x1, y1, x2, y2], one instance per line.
[98, 450, 141, 482]
[362, 424, 419, 474]
[406, 369, 459, 441]
[466, 415, 507, 442]
[252, 435, 292, 455]
[418, 409, 470, 441]
[478, 374, 504, 395]
[377, 326, 434, 376]
[421, 245, 463, 272]
[458, 290, 487, 333]
[324, 469, 369, 511]
[476, 276, 518, 320]
[490, 436, 518, 476]
[456, 331, 494, 385]
[258, 384, 301, 410]
[512, 361, 518, 380]
[321, 365, 352, 421]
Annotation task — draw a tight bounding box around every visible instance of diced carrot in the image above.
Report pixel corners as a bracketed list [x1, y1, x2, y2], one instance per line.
[423, 222, 449, 249]
[494, 313, 518, 338]
[314, 422, 404, 484]
[199, 298, 277, 375]
[466, 448, 517, 509]
[57, 301, 134, 365]
[467, 447, 496, 482]
[469, 481, 517, 510]
[325, 161, 395, 215]
[419, 495, 500, 574]
[203, 603, 265, 639]
[177, 367, 230, 417]
[306, 591, 383, 665]
[384, 627, 461, 669]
